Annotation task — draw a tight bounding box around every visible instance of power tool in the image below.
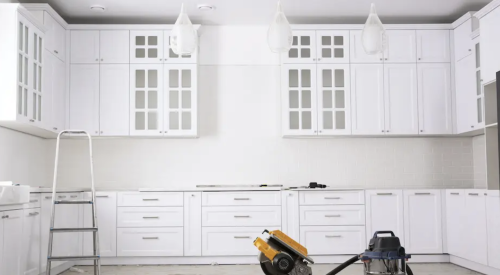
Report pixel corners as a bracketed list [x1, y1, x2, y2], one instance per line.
[254, 230, 413, 275]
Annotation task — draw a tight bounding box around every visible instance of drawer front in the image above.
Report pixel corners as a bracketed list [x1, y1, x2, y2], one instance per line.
[27, 193, 41, 208]
[300, 226, 366, 255]
[202, 227, 280, 256]
[299, 191, 364, 205]
[300, 205, 365, 226]
[202, 191, 281, 206]
[202, 206, 281, 227]
[117, 207, 183, 227]
[117, 227, 183, 256]
[117, 192, 183, 207]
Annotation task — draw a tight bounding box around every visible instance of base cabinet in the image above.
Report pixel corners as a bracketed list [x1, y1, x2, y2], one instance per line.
[365, 190, 404, 244]
[299, 226, 366, 255]
[1, 210, 24, 275]
[117, 227, 183, 256]
[464, 191, 488, 265]
[487, 191, 500, 269]
[445, 190, 466, 258]
[202, 227, 278, 256]
[23, 208, 41, 275]
[83, 192, 117, 257]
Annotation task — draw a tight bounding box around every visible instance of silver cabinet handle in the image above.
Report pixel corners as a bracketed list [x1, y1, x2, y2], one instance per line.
[29, 119, 35, 122]
[415, 193, 431, 195]
[29, 199, 39, 203]
[1, 215, 8, 219]
[101, 59, 103, 61]
[234, 198, 250, 201]
[143, 216, 159, 219]
[70, 195, 78, 198]
[377, 193, 392, 195]
[53, 127, 58, 131]
[325, 214, 341, 217]
[142, 237, 159, 240]
[95, 59, 98, 61]
[450, 192, 459, 195]
[54, 50, 58, 54]
[29, 212, 39, 216]
[468, 193, 479, 196]
[469, 49, 472, 51]
[418, 58, 421, 60]
[382, 130, 385, 132]
[58, 195, 67, 199]
[325, 197, 340, 199]
[420, 130, 423, 132]
[379, 58, 383, 61]
[143, 198, 159, 201]
[96, 195, 109, 198]
[325, 235, 341, 238]
[234, 215, 250, 218]
[45, 196, 52, 199]
[234, 236, 250, 239]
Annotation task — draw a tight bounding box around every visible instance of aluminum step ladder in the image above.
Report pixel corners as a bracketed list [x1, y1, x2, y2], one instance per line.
[46, 130, 100, 275]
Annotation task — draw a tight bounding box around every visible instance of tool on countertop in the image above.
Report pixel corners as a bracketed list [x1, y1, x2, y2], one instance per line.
[287, 182, 329, 189]
[46, 130, 101, 275]
[196, 184, 284, 188]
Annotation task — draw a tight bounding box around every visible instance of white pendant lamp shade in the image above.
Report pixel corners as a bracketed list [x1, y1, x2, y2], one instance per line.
[170, 3, 197, 55]
[361, 3, 387, 55]
[267, 1, 293, 53]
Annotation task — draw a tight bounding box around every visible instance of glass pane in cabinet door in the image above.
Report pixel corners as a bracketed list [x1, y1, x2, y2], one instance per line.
[148, 70, 158, 88]
[182, 91, 191, 108]
[170, 70, 179, 88]
[301, 90, 311, 108]
[135, 112, 145, 130]
[289, 112, 299, 129]
[18, 22, 22, 51]
[322, 48, 332, 58]
[135, 91, 145, 108]
[136, 36, 145, 46]
[148, 48, 158, 58]
[182, 70, 191, 88]
[136, 49, 145, 58]
[24, 88, 27, 116]
[33, 34, 37, 60]
[476, 71, 481, 96]
[289, 90, 299, 108]
[289, 70, 298, 87]
[323, 90, 332, 108]
[24, 57, 28, 85]
[292, 36, 298, 46]
[33, 64, 36, 89]
[322, 70, 332, 87]
[170, 112, 179, 130]
[39, 37, 42, 62]
[182, 112, 191, 130]
[336, 111, 346, 129]
[322, 36, 331, 46]
[301, 70, 311, 87]
[301, 36, 310, 45]
[38, 67, 42, 91]
[38, 95, 41, 121]
[323, 111, 333, 129]
[18, 54, 22, 82]
[169, 90, 179, 108]
[148, 91, 158, 109]
[17, 86, 22, 115]
[148, 36, 158, 45]
[302, 111, 312, 129]
[24, 26, 28, 54]
[335, 70, 344, 87]
[32, 93, 36, 119]
[136, 70, 145, 88]
[334, 36, 343, 45]
[301, 48, 310, 58]
[289, 49, 298, 58]
[334, 48, 344, 58]
[477, 98, 482, 123]
[475, 43, 480, 68]
[335, 90, 345, 108]
[148, 112, 158, 130]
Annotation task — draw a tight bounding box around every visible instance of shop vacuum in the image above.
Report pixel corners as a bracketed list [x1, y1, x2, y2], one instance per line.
[254, 230, 413, 275]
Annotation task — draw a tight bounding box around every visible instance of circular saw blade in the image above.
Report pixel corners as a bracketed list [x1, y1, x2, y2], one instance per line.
[261, 261, 280, 275]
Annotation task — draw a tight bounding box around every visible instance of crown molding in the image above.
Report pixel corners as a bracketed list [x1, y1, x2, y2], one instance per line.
[474, 0, 500, 19]
[17, 5, 48, 32]
[67, 24, 201, 30]
[21, 3, 69, 29]
[451, 12, 476, 29]
[291, 24, 452, 30]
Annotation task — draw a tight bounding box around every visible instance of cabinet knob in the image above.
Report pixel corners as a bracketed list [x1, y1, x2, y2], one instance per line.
[386, 130, 390, 132]
[29, 119, 35, 122]
[54, 50, 58, 54]
[160, 131, 163, 134]
[101, 59, 103, 61]
[319, 130, 322, 133]
[53, 127, 58, 130]
[318, 58, 321, 61]
[160, 59, 163, 61]
[471, 126, 474, 128]
[469, 49, 472, 51]
[420, 130, 423, 132]
[100, 131, 103, 134]
[95, 131, 98, 134]
[381, 130, 385, 133]
[418, 58, 421, 60]
[314, 130, 317, 133]
[385, 58, 388, 60]
[95, 59, 98, 61]
[380, 58, 383, 61]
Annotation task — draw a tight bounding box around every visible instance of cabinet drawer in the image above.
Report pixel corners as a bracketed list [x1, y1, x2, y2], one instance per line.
[27, 193, 41, 208]
[202, 227, 280, 256]
[299, 191, 364, 205]
[117, 227, 183, 256]
[300, 205, 365, 226]
[202, 192, 280, 206]
[300, 226, 366, 255]
[117, 207, 183, 228]
[202, 206, 281, 227]
[117, 192, 183, 207]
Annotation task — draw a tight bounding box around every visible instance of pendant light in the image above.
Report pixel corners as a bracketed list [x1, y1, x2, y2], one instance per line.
[361, 3, 387, 55]
[267, 1, 293, 53]
[170, 3, 197, 55]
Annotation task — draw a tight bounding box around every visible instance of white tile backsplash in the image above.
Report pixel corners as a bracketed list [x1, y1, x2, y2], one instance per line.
[473, 134, 487, 189]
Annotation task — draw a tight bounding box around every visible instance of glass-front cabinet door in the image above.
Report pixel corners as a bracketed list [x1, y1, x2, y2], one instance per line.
[130, 31, 164, 64]
[282, 31, 317, 64]
[317, 64, 351, 135]
[474, 38, 484, 128]
[17, 16, 31, 123]
[282, 64, 317, 136]
[164, 65, 197, 136]
[163, 30, 198, 64]
[316, 31, 350, 64]
[130, 64, 164, 136]
[30, 28, 43, 126]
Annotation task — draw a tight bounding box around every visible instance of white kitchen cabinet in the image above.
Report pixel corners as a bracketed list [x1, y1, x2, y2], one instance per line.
[43, 50, 66, 133]
[202, 227, 278, 256]
[403, 190, 442, 254]
[1, 210, 24, 275]
[281, 64, 317, 136]
[42, 49, 54, 131]
[316, 30, 350, 63]
[300, 226, 366, 255]
[71, 30, 100, 64]
[117, 207, 183, 227]
[130, 64, 164, 136]
[384, 30, 417, 63]
[350, 30, 384, 63]
[473, 37, 484, 129]
[163, 30, 198, 64]
[202, 206, 281, 227]
[202, 191, 281, 206]
[70, 64, 100, 135]
[29, 26, 44, 127]
[130, 30, 164, 64]
[100, 64, 130, 136]
[384, 64, 419, 134]
[317, 64, 351, 135]
[282, 31, 317, 63]
[117, 227, 183, 256]
[83, 192, 117, 257]
[417, 63, 452, 134]
[22, 208, 40, 275]
[164, 64, 198, 136]
[299, 205, 365, 226]
[14, 15, 34, 124]
[100, 30, 129, 63]
[118, 192, 184, 207]
[365, 190, 404, 244]
[486, 191, 500, 269]
[455, 54, 477, 133]
[299, 190, 365, 205]
[464, 191, 488, 265]
[445, 190, 466, 258]
[351, 64, 385, 135]
[184, 192, 202, 256]
[416, 30, 451, 63]
[43, 11, 65, 61]
[281, 191, 300, 242]
[0, 213, 3, 274]
[454, 19, 473, 62]
[479, 6, 500, 84]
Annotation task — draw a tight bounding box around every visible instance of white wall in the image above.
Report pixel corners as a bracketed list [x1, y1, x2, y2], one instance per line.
[473, 134, 487, 189]
[0, 127, 46, 186]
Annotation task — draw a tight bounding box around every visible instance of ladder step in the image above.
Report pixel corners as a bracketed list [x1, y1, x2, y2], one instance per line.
[48, 256, 100, 261]
[55, 200, 93, 204]
[51, 227, 98, 233]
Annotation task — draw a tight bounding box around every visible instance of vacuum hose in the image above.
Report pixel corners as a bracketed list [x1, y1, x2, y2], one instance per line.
[406, 263, 414, 275]
[324, 254, 414, 275]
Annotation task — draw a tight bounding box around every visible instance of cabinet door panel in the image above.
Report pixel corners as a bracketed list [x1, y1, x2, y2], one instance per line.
[52, 58, 66, 132]
[316, 30, 349, 63]
[41, 194, 62, 271]
[42, 49, 54, 131]
[417, 63, 452, 134]
[130, 64, 164, 136]
[454, 19, 473, 62]
[384, 30, 416, 63]
[487, 192, 500, 269]
[100, 30, 129, 64]
[23, 209, 41, 275]
[71, 30, 99, 64]
[164, 30, 198, 64]
[130, 31, 164, 64]
[282, 31, 316, 63]
[351, 64, 384, 135]
[43, 11, 65, 62]
[445, 190, 465, 258]
[317, 64, 350, 135]
[464, 191, 488, 265]
[479, 8, 500, 83]
[299, 226, 366, 255]
[365, 190, 404, 244]
[384, 64, 418, 134]
[100, 64, 130, 136]
[17, 16, 32, 123]
[2, 210, 24, 275]
[417, 30, 450, 63]
[70, 64, 100, 135]
[83, 192, 117, 257]
[184, 192, 202, 256]
[455, 55, 476, 133]
[0, 212, 3, 274]
[282, 64, 317, 136]
[29, 28, 44, 127]
[350, 30, 383, 63]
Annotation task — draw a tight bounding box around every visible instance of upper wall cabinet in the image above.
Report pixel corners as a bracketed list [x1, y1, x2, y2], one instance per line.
[315, 31, 350, 63]
[350, 30, 383, 63]
[282, 31, 317, 63]
[455, 54, 477, 133]
[416, 30, 451, 63]
[384, 30, 417, 63]
[478, 5, 500, 84]
[70, 64, 100, 135]
[454, 19, 473, 62]
[71, 30, 129, 64]
[43, 11, 65, 61]
[164, 30, 198, 64]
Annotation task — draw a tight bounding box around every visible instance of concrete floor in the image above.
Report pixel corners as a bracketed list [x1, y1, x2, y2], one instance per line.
[61, 263, 481, 275]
